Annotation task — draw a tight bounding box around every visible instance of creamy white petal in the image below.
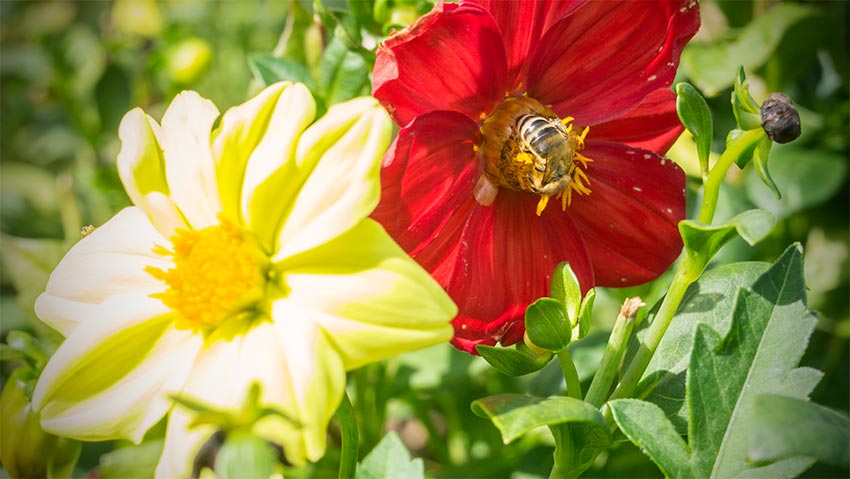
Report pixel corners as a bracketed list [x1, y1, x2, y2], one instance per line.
[117, 108, 169, 210]
[155, 402, 214, 479]
[279, 220, 454, 370]
[141, 191, 189, 239]
[34, 296, 201, 443]
[43, 207, 170, 305]
[158, 91, 221, 229]
[211, 83, 289, 224]
[241, 83, 315, 228]
[263, 304, 346, 463]
[274, 104, 391, 260]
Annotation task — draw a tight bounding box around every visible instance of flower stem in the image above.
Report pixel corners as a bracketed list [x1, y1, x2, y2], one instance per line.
[336, 392, 359, 479]
[608, 256, 696, 402]
[549, 425, 576, 479]
[557, 348, 582, 400]
[698, 128, 765, 224]
[584, 299, 640, 407]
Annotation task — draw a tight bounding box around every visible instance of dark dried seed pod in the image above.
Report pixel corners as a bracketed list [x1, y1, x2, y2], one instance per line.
[760, 93, 801, 144]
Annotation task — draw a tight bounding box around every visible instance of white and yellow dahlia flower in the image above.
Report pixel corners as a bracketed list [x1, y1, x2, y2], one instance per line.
[31, 82, 455, 477]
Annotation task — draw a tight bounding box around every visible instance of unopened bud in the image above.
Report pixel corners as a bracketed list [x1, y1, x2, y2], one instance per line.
[760, 93, 801, 144]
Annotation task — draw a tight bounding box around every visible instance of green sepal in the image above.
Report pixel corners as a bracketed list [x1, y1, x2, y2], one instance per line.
[550, 262, 582, 324]
[675, 82, 713, 179]
[679, 209, 776, 280]
[470, 394, 609, 446]
[525, 297, 570, 352]
[751, 135, 781, 199]
[727, 128, 762, 169]
[574, 289, 595, 341]
[732, 67, 763, 131]
[476, 342, 554, 377]
[214, 430, 278, 479]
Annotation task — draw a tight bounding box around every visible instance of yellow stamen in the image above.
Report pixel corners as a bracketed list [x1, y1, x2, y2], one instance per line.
[515, 151, 534, 165]
[536, 195, 551, 216]
[146, 217, 268, 331]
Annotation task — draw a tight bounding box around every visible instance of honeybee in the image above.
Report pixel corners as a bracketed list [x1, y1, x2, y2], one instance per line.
[515, 114, 577, 196]
[480, 96, 585, 197]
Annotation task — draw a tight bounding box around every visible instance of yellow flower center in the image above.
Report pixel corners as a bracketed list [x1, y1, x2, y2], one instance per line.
[147, 217, 269, 331]
[479, 96, 592, 215]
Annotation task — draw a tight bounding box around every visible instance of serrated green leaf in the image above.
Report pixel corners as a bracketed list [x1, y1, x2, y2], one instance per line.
[471, 394, 608, 445]
[749, 394, 850, 468]
[609, 399, 690, 479]
[682, 4, 819, 96]
[525, 298, 570, 352]
[356, 432, 424, 479]
[248, 53, 315, 91]
[633, 261, 771, 433]
[622, 245, 822, 478]
[687, 244, 820, 478]
[676, 82, 713, 177]
[744, 146, 848, 219]
[477, 343, 553, 377]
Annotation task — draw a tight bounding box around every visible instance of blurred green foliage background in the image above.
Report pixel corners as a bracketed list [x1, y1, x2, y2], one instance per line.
[1, 1, 847, 478]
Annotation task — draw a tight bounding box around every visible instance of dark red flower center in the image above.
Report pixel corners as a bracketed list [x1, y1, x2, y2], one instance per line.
[475, 96, 592, 215]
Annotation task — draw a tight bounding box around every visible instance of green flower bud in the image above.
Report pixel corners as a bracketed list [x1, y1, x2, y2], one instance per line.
[760, 93, 801, 144]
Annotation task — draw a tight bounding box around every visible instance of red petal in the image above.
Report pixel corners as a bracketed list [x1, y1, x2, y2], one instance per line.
[527, 0, 700, 125]
[589, 88, 683, 154]
[372, 111, 482, 255]
[568, 141, 685, 286]
[403, 189, 593, 354]
[372, 2, 508, 126]
[463, 0, 589, 92]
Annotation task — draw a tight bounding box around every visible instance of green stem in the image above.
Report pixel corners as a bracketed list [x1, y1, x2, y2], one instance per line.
[609, 256, 697, 402]
[585, 303, 637, 407]
[557, 348, 583, 400]
[336, 392, 359, 479]
[698, 128, 765, 224]
[549, 425, 576, 479]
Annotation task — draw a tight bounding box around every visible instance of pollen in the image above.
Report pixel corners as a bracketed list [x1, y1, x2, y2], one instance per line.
[146, 217, 268, 331]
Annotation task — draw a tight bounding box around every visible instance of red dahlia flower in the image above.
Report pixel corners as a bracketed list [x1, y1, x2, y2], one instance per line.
[372, 0, 700, 354]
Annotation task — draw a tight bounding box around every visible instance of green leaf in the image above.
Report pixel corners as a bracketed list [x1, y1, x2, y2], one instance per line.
[633, 261, 771, 433]
[744, 146, 848, 219]
[621, 245, 822, 478]
[675, 82, 713, 177]
[471, 394, 608, 445]
[477, 342, 553, 377]
[682, 4, 819, 96]
[679, 209, 775, 277]
[355, 432, 424, 479]
[316, 38, 370, 110]
[749, 394, 850, 468]
[609, 399, 691, 479]
[248, 53, 315, 91]
[95, 64, 131, 133]
[214, 431, 277, 479]
[524, 298, 570, 352]
[687, 244, 820, 478]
